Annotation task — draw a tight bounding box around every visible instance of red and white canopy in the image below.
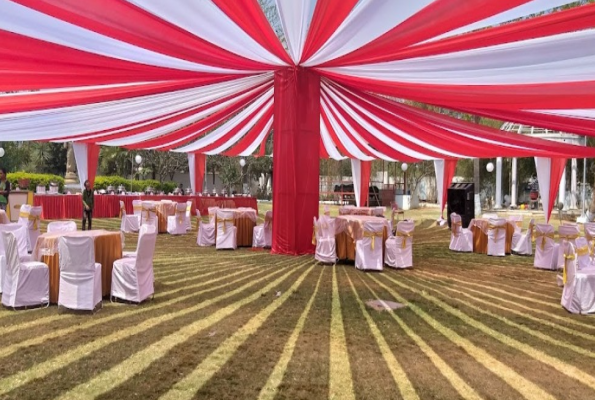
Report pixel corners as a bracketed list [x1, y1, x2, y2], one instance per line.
[1, 0, 595, 245]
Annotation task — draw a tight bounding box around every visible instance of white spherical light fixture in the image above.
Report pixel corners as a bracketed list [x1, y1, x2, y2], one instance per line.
[0, 147, 4, 158]
[486, 162, 494, 173]
[135, 154, 142, 164]
[401, 163, 408, 172]
[239, 158, 246, 168]
[138, 166, 143, 173]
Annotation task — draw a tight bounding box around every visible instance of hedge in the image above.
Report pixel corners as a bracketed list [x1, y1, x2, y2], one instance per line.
[7, 172, 65, 192]
[94, 176, 178, 194]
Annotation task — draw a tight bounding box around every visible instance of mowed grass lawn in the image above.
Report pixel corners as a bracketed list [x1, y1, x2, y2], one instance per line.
[1, 204, 594, 400]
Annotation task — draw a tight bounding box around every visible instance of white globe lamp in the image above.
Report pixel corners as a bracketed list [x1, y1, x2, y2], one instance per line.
[486, 162, 494, 173]
[135, 154, 142, 165]
[0, 147, 4, 157]
[239, 158, 246, 168]
[401, 163, 408, 172]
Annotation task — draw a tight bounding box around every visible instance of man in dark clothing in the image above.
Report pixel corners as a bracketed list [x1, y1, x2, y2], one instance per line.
[82, 180, 94, 230]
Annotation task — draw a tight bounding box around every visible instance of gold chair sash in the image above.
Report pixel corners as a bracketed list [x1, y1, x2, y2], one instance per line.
[559, 234, 579, 241]
[488, 224, 506, 242]
[576, 245, 589, 257]
[217, 218, 234, 234]
[176, 210, 186, 224]
[141, 207, 155, 222]
[396, 231, 412, 249]
[133, 205, 142, 211]
[363, 231, 383, 250]
[534, 232, 555, 250]
[28, 214, 40, 230]
[19, 211, 29, 219]
[563, 253, 576, 285]
[451, 221, 461, 236]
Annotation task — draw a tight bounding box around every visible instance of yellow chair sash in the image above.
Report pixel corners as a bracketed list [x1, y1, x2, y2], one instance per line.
[576, 245, 589, 257]
[363, 231, 383, 250]
[488, 224, 506, 242]
[28, 214, 39, 230]
[217, 218, 234, 234]
[176, 210, 186, 224]
[141, 207, 155, 222]
[451, 221, 461, 236]
[559, 234, 579, 241]
[563, 253, 576, 285]
[396, 231, 412, 249]
[19, 211, 29, 219]
[534, 232, 555, 250]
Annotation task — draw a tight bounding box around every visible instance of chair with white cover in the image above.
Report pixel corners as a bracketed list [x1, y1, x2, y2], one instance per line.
[252, 210, 273, 248]
[184, 201, 193, 230]
[120, 200, 140, 233]
[355, 219, 385, 271]
[533, 223, 558, 270]
[0, 224, 32, 294]
[167, 203, 187, 235]
[123, 224, 151, 258]
[487, 218, 507, 257]
[557, 223, 580, 269]
[196, 210, 216, 247]
[512, 218, 535, 256]
[315, 216, 336, 264]
[385, 220, 414, 269]
[508, 215, 524, 249]
[449, 213, 473, 252]
[1, 231, 49, 308]
[57, 236, 102, 311]
[323, 205, 330, 216]
[25, 206, 42, 252]
[141, 201, 157, 228]
[561, 241, 595, 314]
[47, 221, 77, 234]
[132, 200, 143, 223]
[0, 210, 8, 224]
[17, 204, 31, 226]
[575, 237, 591, 271]
[584, 222, 595, 256]
[215, 209, 237, 250]
[111, 225, 157, 303]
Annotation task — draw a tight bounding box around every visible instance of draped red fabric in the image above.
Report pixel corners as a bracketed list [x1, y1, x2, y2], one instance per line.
[360, 161, 371, 207]
[194, 153, 206, 194]
[12, 0, 274, 71]
[272, 68, 320, 255]
[548, 158, 567, 222]
[328, 0, 531, 66]
[441, 160, 458, 217]
[212, 0, 292, 66]
[300, 0, 359, 64]
[87, 144, 101, 189]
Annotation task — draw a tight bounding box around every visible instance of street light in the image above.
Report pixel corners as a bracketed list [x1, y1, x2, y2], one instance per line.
[0, 147, 4, 158]
[486, 162, 494, 173]
[130, 154, 142, 194]
[401, 163, 408, 195]
[239, 158, 246, 195]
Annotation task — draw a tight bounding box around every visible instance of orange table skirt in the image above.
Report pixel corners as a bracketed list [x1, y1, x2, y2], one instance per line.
[335, 228, 388, 261]
[209, 216, 256, 247]
[471, 224, 514, 254]
[42, 233, 122, 303]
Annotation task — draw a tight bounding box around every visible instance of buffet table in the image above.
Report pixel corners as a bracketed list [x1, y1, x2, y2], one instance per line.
[34, 194, 257, 220]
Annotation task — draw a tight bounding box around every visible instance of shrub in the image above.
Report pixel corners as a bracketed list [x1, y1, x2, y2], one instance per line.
[6, 172, 65, 192]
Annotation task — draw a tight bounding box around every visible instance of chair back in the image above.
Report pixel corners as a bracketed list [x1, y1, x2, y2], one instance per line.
[487, 218, 506, 239]
[18, 204, 32, 226]
[135, 225, 157, 271]
[264, 210, 273, 229]
[575, 237, 590, 270]
[559, 224, 580, 244]
[216, 209, 235, 235]
[208, 207, 219, 224]
[141, 201, 157, 225]
[562, 241, 577, 285]
[584, 222, 595, 242]
[318, 215, 335, 239]
[396, 220, 415, 248]
[507, 215, 523, 233]
[450, 213, 462, 236]
[175, 202, 186, 224]
[323, 205, 330, 216]
[58, 236, 96, 275]
[374, 207, 386, 217]
[0, 224, 29, 259]
[132, 200, 143, 216]
[186, 201, 193, 217]
[361, 219, 385, 251]
[534, 223, 556, 251]
[119, 200, 127, 216]
[1, 232, 21, 278]
[47, 221, 77, 234]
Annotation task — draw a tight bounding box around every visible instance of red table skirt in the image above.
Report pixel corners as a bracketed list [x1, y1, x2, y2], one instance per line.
[34, 195, 258, 220]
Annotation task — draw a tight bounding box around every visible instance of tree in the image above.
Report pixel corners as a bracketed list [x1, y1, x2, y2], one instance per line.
[138, 150, 188, 182]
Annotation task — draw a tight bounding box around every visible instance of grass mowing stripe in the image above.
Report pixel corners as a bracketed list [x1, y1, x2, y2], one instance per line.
[0, 266, 289, 396]
[416, 270, 595, 332]
[411, 274, 595, 344]
[344, 271, 420, 400]
[357, 275, 483, 400]
[0, 264, 265, 339]
[56, 264, 309, 400]
[368, 274, 556, 400]
[405, 275, 595, 359]
[159, 263, 247, 285]
[158, 263, 317, 400]
[382, 272, 595, 393]
[257, 268, 325, 400]
[329, 266, 355, 400]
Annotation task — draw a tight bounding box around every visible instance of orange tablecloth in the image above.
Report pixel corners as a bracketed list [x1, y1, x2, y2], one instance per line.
[34, 230, 123, 303]
[212, 208, 257, 247]
[335, 215, 388, 261]
[470, 219, 515, 254]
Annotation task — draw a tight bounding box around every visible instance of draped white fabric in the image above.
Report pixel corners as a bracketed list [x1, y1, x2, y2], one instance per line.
[350, 159, 362, 207]
[320, 119, 346, 160]
[127, 0, 286, 66]
[0, 0, 243, 74]
[434, 160, 445, 213]
[188, 153, 196, 195]
[534, 157, 552, 223]
[72, 142, 89, 191]
[275, 0, 316, 64]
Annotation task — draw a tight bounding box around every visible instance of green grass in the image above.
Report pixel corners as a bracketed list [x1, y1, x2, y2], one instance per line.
[0, 206, 594, 400]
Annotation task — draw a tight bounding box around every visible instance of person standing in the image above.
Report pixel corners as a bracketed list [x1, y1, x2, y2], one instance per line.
[0, 168, 10, 211]
[82, 180, 94, 230]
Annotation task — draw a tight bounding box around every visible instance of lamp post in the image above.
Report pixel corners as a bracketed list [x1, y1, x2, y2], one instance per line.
[131, 154, 142, 193]
[401, 162, 408, 195]
[239, 158, 246, 195]
[486, 162, 494, 210]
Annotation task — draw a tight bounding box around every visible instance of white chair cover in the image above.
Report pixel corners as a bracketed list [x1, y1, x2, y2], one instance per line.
[215, 209, 237, 250]
[0, 210, 8, 224]
[385, 220, 414, 269]
[508, 215, 523, 249]
[1, 231, 49, 308]
[197, 210, 216, 247]
[208, 207, 219, 224]
[111, 225, 157, 303]
[557, 223, 580, 269]
[0, 224, 32, 294]
[141, 201, 157, 228]
[534, 223, 559, 270]
[449, 213, 473, 252]
[561, 241, 595, 314]
[19, 204, 41, 252]
[18, 204, 31, 226]
[167, 203, 188, 235]
[132, 200, 143, 223]
[123, 224, 151, 258]
[252, 210, 273, 248]
[355, 219, 385, 271]
[47, 221, 77, 234]
[315, 216, 336, 264]
[58, 236, 102, 311]
[184, 201, 193, 231]
[575, 237, 591, 271]
[120, 200, 140, 233]
[487, 218, 506, 257]
[512, 218, 535, 256]
[584, 222, 595, 257]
